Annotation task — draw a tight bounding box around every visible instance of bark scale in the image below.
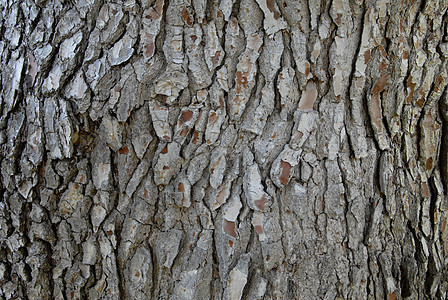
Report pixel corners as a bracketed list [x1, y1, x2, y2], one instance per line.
[1, 0, 448, 299]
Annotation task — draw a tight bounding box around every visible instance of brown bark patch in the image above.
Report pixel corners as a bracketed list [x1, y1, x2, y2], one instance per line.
[216, 187, 227, 207]
[180, 128, 189, 137]
[422, 182, 430, 198]
[119, 145, 129, 154]
[266, 0, 281, 19]
[279, 160, 292, 185]
[182, 8, 193, 26]
[224, 220, 237, 237]
[254, 194, 268, 211]
[192, 131, 200, 144]
[441, 217, 448, 250]
[406, 76, 416, 103]
[426, 157, 433, 171]
[298, 81, 317, 110]
[416, 98, 425, 108]
[364, 50, 371, 64]
[370, 94, 382, 131]
[236, 71, 248, 92]
[305, 61, 310, 77]
[182, 110, 193, 122]
[145, 39, 155, 58]
[372, 73, 389, 95]
[434, 75, 444, 93]
[161, 145, 168, 154]
[209, 112, 218, 124]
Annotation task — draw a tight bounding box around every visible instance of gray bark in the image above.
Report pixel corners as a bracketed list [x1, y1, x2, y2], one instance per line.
[1, 0, 448, 299]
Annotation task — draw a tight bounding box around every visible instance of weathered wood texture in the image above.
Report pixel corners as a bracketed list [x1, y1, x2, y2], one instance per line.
[1, 0, 448, 299]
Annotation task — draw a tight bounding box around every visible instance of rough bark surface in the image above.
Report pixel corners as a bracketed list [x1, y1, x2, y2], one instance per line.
[1, 0, 448, 299]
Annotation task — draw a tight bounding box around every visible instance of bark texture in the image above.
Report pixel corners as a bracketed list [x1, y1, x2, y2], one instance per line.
[1, 0, 448, 299]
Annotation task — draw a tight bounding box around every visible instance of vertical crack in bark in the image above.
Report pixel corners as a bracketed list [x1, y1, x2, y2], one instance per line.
[439, 87, 448, 192]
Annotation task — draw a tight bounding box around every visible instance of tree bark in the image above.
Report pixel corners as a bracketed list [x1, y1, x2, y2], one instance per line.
[1, 0, 448, 299]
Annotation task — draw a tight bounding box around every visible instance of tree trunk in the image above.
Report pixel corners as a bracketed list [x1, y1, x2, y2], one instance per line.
[1, 0, 448, 299]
